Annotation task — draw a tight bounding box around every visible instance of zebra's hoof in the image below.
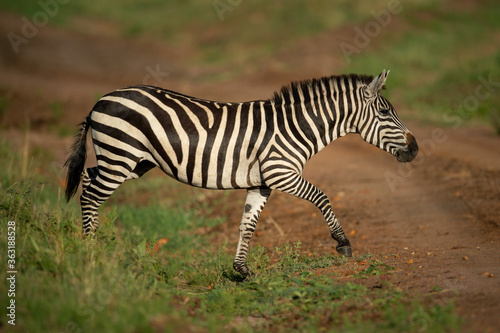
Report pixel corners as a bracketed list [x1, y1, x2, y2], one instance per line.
[241, 271, 255, 282]
[233, 262, 252, 280]
[336, 245, 352, 257]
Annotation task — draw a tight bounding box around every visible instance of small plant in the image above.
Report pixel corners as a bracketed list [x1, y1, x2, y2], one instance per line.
[248, 243, 271, 273]
[355, 260, 394, 279]
[275, 240, 303, 271]
[431, 285, 443, 293]
[0, 181, 36, 223]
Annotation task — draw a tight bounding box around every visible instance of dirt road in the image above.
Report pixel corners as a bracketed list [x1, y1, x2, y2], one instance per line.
[1, 11, 499, 332]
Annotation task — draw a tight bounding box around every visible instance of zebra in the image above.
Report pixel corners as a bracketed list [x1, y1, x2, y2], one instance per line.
[65, 69, 418, 278]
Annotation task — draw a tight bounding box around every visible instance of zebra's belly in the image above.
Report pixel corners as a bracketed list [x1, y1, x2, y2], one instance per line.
[161, 158, 264, 190]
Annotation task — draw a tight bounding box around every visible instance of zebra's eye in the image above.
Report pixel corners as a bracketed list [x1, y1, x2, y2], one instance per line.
[379, 109, 390, 116]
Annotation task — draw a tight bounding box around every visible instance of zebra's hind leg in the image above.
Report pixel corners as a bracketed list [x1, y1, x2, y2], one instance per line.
[80, 167, 124, 236]
[80, 167, 100, 235]
[80, 160, 156, 235]
[233, 187, 272, 278]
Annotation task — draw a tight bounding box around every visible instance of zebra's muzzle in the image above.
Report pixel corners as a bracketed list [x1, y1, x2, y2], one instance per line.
[396, 133, 418, 163]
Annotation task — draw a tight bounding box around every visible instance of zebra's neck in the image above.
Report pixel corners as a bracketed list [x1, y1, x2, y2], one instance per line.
[269, 74, 372, 155]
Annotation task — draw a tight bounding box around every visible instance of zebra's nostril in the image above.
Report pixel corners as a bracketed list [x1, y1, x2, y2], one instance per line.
[405, 133, 418, 156]
[405, 132, 414, 144]
[405, 132, 418, 152]
[394, 133, 418, 163]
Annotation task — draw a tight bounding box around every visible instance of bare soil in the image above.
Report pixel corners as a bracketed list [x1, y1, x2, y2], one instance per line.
[1, 11, 499, 332]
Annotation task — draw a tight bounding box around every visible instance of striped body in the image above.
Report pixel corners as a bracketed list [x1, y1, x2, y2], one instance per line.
[93, 88, 269, 189]
[65, 70, 418, 278]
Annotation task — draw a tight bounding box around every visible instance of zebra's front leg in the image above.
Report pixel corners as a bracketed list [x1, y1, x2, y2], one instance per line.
[233, 187, 272, 278]
[265, 171, 352, 257]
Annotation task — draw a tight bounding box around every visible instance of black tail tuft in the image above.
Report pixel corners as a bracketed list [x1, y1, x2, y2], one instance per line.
[64, 115, 91, 202]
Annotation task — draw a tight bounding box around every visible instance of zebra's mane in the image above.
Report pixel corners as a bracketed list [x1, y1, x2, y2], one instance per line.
[270, 73, 375, 105]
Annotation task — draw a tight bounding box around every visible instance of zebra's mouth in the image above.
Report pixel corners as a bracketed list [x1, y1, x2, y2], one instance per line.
[395, 133, 418, 163]
[396, 150, 416, 162]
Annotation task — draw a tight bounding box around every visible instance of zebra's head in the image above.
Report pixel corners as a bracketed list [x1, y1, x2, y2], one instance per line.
[357, 70, 418, 163]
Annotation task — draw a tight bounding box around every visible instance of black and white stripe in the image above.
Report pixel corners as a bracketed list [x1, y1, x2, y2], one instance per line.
[65, 70, 418, 277]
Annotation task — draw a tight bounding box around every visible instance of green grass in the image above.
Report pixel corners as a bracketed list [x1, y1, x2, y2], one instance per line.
[0, 136, 462, 332]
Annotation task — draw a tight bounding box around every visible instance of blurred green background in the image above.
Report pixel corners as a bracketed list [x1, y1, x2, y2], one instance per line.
[1, 0, 500, 130]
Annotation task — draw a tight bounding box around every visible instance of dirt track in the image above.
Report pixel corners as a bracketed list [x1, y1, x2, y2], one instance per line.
[1, 11, 499, 332]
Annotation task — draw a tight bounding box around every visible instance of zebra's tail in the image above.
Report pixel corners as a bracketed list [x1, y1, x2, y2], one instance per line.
[64, 115, 91, 202]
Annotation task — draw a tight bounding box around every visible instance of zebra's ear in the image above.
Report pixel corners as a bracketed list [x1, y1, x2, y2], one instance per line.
[365, 69, 389, 98]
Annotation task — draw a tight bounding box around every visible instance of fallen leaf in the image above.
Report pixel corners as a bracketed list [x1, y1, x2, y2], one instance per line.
[153, 238, 169, 253]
